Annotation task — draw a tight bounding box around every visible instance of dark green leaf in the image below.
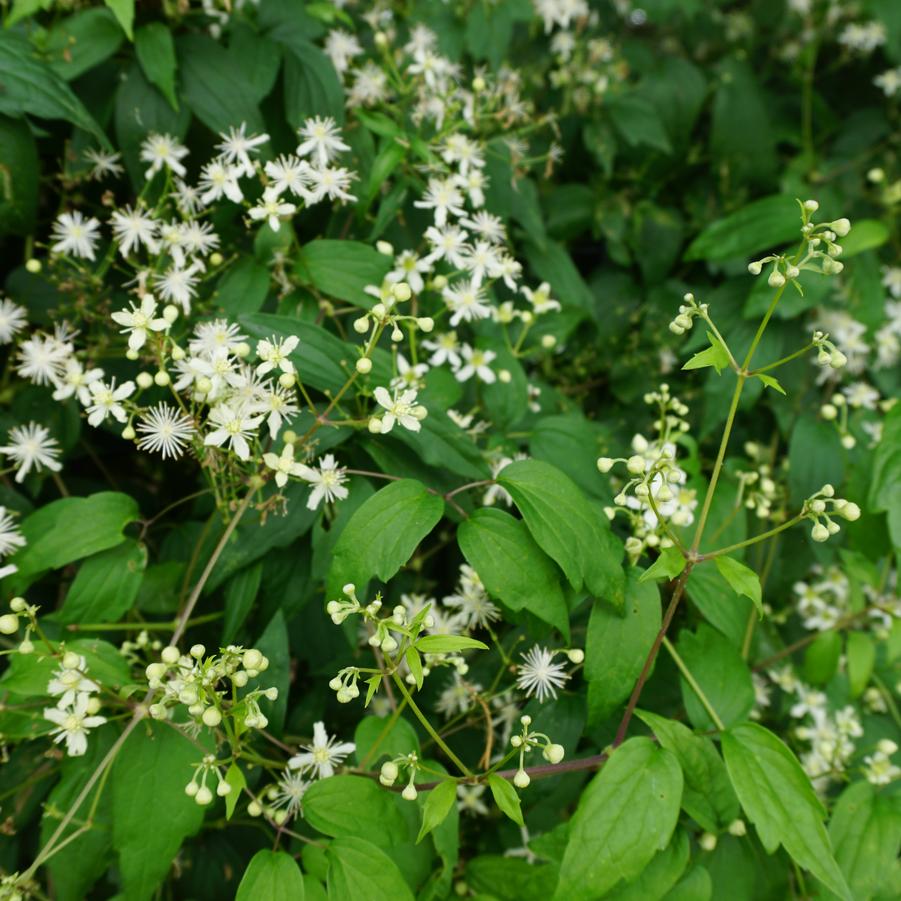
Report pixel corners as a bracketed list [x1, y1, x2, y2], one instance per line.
[417, 780, 458, 843]
[713, 556, 763, 619]
[639, 547, 686, 583]
[46, 9, 123, 81]
[104, 0, 134, 39]
[487, 774, 524, 827]
[846, 632, 876, 699]
[283, 42, 345, 127]
[457, 508, 569, 637]
[294, 240, 391, 307]
[135, 23, 178, 110]
[415, 635, 488, 654]
[556, 738, 683, 900]
[722, 723, 851, 900]
[236, 850, 305, 901]
[326, 837, 414, 901]
[304, 776, 408, 846]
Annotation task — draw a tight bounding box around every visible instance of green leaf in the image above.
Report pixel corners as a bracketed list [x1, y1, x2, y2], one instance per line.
[868, 403, 901, 514]
[829, 780, 901, 901]
[283, 41, 345, 127]
[721, 722, 852, 900]
[635, 710, 739, 832]
[685, 563, 753, 647]
[586, 568, 661, 724]
[487, 774, 524, 827]
[555, 738, 683, 901]
[221, 561, 262, 644]
[457, 508, 570, 638]
[468, 855, 559, 899]
[9, 492, 140, 588]
[685, 195, 798, 262]
[327, 837, 414, 901]
[713, 556, 763, 619]
[176, 34, 265, 134]
[255, 611, 290, 732]
[755, 373, 786, 395]
[415, 635, 488, 654]
[497, 459, 624, 604]
[224, 763, 246, 820]
[57, 540, 146, 625]
[354, 714, 420, 767]
[788, 415, 844, 505]
[216, 259, 270, 315]
[608, 93, 672, 154]
[839, 219, 889, 258]
[303, 776, 408, 847]
[112, 723, 209, 900]
[327, 479, 444, 597]
[236, 850, 305, 901]
[0, 31, 108, 145]
[391, 412, 491, 481]
[405, 647, 423, 690]
[45, 9, 124, 81]
[604, 829, 689, 901]
[135, 23, 178, 110]
[683, 332, 731, 374]
[104, 0, 134, 39]
[417, 780, 458, 843]
[294, 240, 391, 307]
[0, 114, 39, 236]
[677, 624, 754, 730]
[803, 631, 842, 686]
[639, 546, 686, 583]
[846, 632, 876, 698]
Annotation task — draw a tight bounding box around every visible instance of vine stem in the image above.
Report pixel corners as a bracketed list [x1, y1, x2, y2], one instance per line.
[24, 488, 255, 882]
[662, 636, 725, 731]
[391, 672, 471, 776]
[612, 564, 692, 748]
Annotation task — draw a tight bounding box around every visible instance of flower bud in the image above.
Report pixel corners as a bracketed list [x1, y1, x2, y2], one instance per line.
[355, 357, 372, 374]
[747, 261, 763, 275]
[840, 502, 860, 521]
[136, 372, 154, 389]
[161, 646, 180, 665]
[25, 258, 42, 273]
[217, 780, 231, 796]
[821, 403, 837, 420]
[699, 833, 718, 852]
[122, 425, 136, 440]
[543, 743, 565, 764]
[0, 614, 19, 635]
[841, 433, 856, 449]
[10, 597, 26, 613]
[768, 270, 785, 288]
[190, 644, 205, 658]
[597, 457, 614, 473]
[472, 75, 486, 92]
[829, 350, 847, 369]
[498, 369, 512, 383]
[195, 785, 213, 806]
[243, 649, 263, 670]
[19, 639, 34, 654]
[803, 199, 819, 212]
[202, 707, 222, 727]
[279, 372, 296, 388]
[513, 770, 530, 789]
[126, 348, 139, 361]
[380, 761, 398, 785]
[830, 218, 851, 237]
[417, 317, 434, 333]
[353, 316, 370, 334]
[811, 522, 830, 542]
[567, 648, 584, 664]
[371, 303, 387, 319]
[392, 282, 412, 302]
[626, 455, 646, 475]
[402, 783, 418, 801]
[541, 334, 557, 349]
[154, 371, 170, 387]
[86, 696, 102, 715]
[163, 304, 179, 323]
[376, 241, 394, 256]
[209, 252, 224, 266]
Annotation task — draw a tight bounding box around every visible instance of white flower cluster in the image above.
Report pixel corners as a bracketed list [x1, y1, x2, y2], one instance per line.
[145, 644, 276, 733]
[735, 442, 788, 522]
[533, 0, 589, 34]
[803, 484, 860, 543]
[43, 653, 107, 757]
[837, 21, 886, 54]
[598, 384, 697, 560]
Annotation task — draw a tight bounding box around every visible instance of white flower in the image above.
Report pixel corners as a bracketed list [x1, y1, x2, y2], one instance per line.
[154, 262, 203, 314]
[83, 147, 123, 180]
[190, 319, 248, 357]
[0, 423, 62, 482]
[455, 345, 496, 384]
[388, 251, 429, 294]
[443, 565, 500, 630]
[204, 404, 263, 460]
[457, 783, 489, 816]
[348, 63, 389, 107]
[424, 224, 470, 268]
[522, 282, 561, 315]
[86, 378, 135, 426]
[249, 190, 297, 231]
[198, 160, 244, 205]
[271, 768, 309, 819]
[51, 211, 101, 260]
[0, 506, 26, 558]
[436, 673, 482, 718]
[111, 295, 169, 351]
[373, 386, 425, 433]
[874, 67, 901, 97]
[254, 386, 299, 438]
[47, 656, 100, 707]
[296, 116, 350, 166]
[423, 332, 462, 369]
[43, 693, 106, 757]
[789, 685, 827, 719]
[136, 404, 196, 460]
[460, 240, 503, 287]
[52, 358, 104, 406]
[306, 165, 357, 204]
[288, 721, 355, 778]
[264, 154, 311, 198]
[443, 279, 492, 326]
[324, 29, 363, 75]
[0, 297, 27, 344]
[294, 454, 349, 509]
[179, 221, 219, 257]
[516, 646, 569, 702]
[460, 211, 506, 244]
[110, 205, 159, 256]
[390, 353, 429, 391]
[255, 334, 299, 375]
[883, 267, 901, 299]
[263, 444, 305, 488]
[415, 177, 465, 227]
[16, 333, 71, 386]
[216, 123, 269, 177]
[442, 133, 484, 175]
[842, 381, 880, 410]
[140, 132, 189, 180]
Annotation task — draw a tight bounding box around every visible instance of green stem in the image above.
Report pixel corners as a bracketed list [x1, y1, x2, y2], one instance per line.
[751, 342, 815, 376]
[391, 672, 471, 776]
[662, 637, 725, 731]
[702, 514, 805, 560]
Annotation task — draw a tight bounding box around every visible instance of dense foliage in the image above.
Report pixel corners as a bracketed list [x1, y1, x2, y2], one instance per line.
[0, 0, 900, 899]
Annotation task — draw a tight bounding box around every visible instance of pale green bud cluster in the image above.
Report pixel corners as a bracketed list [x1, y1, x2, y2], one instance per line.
[509, 714, 565, 789]
[184, 753, 232, 806]
[812, 330, 848, 370]
[378, 752, 420, 800]
[804, 484, 860, 543]
[0, 596, 38, 654]
[668, 293, 708, 335]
